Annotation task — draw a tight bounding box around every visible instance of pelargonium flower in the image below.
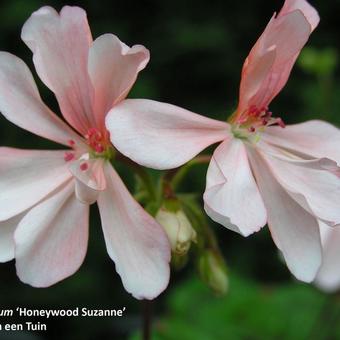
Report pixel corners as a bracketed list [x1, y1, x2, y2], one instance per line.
[106, 0, 340, 282]
[0, 6, 171, 299]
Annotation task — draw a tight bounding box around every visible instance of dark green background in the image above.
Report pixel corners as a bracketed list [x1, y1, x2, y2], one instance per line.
[0, 0, 339, 339]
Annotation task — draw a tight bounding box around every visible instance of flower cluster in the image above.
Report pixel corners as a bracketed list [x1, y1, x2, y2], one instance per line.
[0, 0, 339, 299]
[0, 6, 170, 300]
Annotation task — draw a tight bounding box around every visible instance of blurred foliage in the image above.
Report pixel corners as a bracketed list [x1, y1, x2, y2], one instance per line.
[297, 46, 339, 121]
[299, 47, 338, 77]
[131, 273, 340, 340]
[0, 0, 339, 339]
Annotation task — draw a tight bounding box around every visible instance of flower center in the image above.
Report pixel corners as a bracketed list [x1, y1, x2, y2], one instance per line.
[85, 128, 107, 153]
[85, 127, 115, 160]
[63, 128, 115, 166]
[230, 105, 285, 141]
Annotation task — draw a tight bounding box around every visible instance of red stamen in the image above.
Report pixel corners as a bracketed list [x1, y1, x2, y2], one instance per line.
[80, 162, 88, 171]
[68, 139, 75, 147]
[94, 144, 104, 153]
[236, 105, 285, 132]
[85, 127, 106, 153]
[64, 152, 75, 162]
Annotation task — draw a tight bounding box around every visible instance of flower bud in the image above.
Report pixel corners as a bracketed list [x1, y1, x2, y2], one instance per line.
[199, 250, 228, 295]
[156, 206, 197, 256]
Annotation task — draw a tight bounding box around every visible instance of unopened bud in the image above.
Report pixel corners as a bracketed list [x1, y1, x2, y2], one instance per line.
[156, 206, 197, 256]
[199, 250, 228, 295]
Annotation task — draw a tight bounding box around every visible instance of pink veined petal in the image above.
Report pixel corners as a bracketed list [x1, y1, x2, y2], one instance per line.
[106, 99, 229, 170]
[237, 9, 311, 114]
[249, 10, 311, 109]
[203, 138, 267, 236]
[248, 147, 322, 282]
[69, 157, 106, 204]
[314, 222, 340, 293]
[15, 180, 89, 287]
[0, 212, 26, 262]
[238, 46, 276, 114]
[97, 163, 171, 300]
[88, 34, 150, 130]
[262, 120, 340, 166]
[21, 6, 95, 135]
[250, 52, 299, 112]
[0, 52, 82, 146]
[0, 148, 72, 220]
[279, 0, 320, 31]
[257, 143, 340, 227]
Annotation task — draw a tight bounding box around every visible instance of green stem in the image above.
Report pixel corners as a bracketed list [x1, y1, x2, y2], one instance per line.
[116, 153, 157, 201]
[170, 155, 211, 190]
[178, 194, 219, 252]
[142, 300, 153, 340]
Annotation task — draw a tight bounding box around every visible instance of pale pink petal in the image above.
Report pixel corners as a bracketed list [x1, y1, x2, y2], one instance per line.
[238, 9, 311, 113]
[314, 222, 340, 293]
[203, 138, 267, 236]
[74, 181, 100, 205]
[97, 163, 170, 299]
[249, 11, 311, 109]
[238, 47, 276, 113]
[263, 120, 340, 166]
[0, 212, 26, 262]
[88, 34, 149, 129]
[0, 148, 72, 220]
[249, 53, 299, 111]
[106, 99, 229, 170]
[248, 148, 322, 282]
[279, 0, 320, 31]
[15, 181, 89, 287]
[258, 144, 340, 227]
[21, 6, 94, 135]
[0, 52, 82, 146]
[69, 157, 106, 204]
[69, 157, 106, 190]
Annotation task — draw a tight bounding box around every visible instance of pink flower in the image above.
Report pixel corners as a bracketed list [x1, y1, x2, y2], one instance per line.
[314, 222, 340, 292]
[106, 0, 340, 282]
[0, 6, 170, 299]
